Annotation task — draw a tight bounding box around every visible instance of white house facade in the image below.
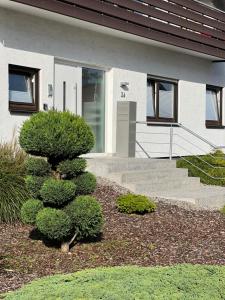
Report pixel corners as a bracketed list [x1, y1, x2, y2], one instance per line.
[1, 0, 225, 159]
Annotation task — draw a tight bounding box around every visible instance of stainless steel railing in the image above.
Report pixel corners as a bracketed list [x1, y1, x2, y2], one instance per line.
[136, 121, 225, 180]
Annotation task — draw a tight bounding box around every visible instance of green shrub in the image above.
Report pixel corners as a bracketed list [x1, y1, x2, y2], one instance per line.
[73, 172, 97, 195]
[19, 111, 94, 166]
[25, 176, 46, 198]
[21, 199, 44, 225]
[25, 157, 51, 177]
[220, 205, 225, 215]
[116, 194, 156, 214]
[40, 179, 76, 206]
[0, 138, 29, 223]
[57, 158, 86, 178]
[36, 208, 72, 241]
[4, 265, 225, 300]
[65, 196, 103, 240]
[177, 152, 225, 186]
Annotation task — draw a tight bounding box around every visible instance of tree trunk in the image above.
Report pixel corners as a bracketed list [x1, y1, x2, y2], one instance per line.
[61, 232, 78, 253]
[61, 242, 70, 253]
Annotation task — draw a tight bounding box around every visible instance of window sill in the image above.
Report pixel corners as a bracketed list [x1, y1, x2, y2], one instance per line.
[146, 118, 178, 127]
[9, 103, 39, 114]
[205, 123, 224, 129]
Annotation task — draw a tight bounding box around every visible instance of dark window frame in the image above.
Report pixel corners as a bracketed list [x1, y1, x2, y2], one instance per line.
[206, 85, 223, 128]
[9, 64, 39, 113]
[146, 77, 178, 125]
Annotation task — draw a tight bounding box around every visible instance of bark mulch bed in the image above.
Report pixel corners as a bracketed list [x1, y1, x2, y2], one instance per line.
[1, 179, 225, 293]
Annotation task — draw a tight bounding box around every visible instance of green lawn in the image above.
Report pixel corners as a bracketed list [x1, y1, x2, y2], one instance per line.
[3, 265, 225, 300]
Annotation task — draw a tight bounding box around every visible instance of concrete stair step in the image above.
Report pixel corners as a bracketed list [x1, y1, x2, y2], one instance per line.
[125, 177, 201, 193]
[87, 157, 225, 210]
[145, 185, 225, 209]
[87, 158, 176, 175]
[108, 168, 188, 184]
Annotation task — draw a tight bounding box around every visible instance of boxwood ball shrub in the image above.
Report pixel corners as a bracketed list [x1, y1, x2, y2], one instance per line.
[19, 110, 99, 252]
[36, 208, 72, 241]
[73, 172, 97, 195]
[116, 194, 156, 214]
[25, 157, 51, 177]
[40, 179, 76, 206]
[25, 175, 46, 198]
[57, 158, 86, 178]
[21, 199, 44, 225]
[65, 196, 104, 240]
[19, 110, 95, 166]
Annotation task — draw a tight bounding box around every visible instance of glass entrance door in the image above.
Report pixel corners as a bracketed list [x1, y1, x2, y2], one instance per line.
[82, 68, 105, 153]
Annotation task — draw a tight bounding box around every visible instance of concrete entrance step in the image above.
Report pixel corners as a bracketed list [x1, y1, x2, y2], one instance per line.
[87, 157, 225, 210]
[87, 157, 176, 175]
[109, 168, 189, 184]
[147, 185, 225, 210]
[125, 177, 201, 193]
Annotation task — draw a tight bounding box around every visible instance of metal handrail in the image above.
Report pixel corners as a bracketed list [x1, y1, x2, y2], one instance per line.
[136, 121, 225, 181]
[136, 121, 225, 150]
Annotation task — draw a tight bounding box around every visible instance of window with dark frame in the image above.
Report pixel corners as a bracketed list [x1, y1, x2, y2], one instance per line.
[206, 85, 223, 128]
[9, 65, 39, 113]
[147, 77, 178, 124]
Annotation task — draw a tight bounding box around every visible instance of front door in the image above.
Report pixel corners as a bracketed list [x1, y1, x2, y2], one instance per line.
[54, 63, 81, 114]
[54, 63, 105, 153]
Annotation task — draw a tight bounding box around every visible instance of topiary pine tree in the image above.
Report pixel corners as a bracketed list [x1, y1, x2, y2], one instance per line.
[20, 110, 103, 253]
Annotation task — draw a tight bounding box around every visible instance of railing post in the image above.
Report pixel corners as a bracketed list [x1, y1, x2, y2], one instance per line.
[169, 125, 173, 160]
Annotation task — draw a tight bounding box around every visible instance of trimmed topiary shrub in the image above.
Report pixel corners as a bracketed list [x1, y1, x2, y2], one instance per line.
[40, 179, 76, 206]
[25, 176, 46, 198]
[116, 194, 156, 214]
[36, 208, 72, 241]
[65, 196, 104, 240]
[19, 110, 101, 252]
[25, 157, 51, 177]
[21, 199, 44, 225]
[57, 158, 87, 178]
[73, 172, 97, 195]
[19, 111, 94, 166]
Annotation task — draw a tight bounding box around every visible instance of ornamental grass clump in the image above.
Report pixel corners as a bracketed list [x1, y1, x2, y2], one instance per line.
[116, 194, 156, 214]
[0, 136, 29, 223]
[20, 110, 103, 253]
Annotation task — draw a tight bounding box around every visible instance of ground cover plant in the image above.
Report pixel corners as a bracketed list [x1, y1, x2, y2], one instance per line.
[3, 265, 225, 300]
[19, 110, 103, 252]
[177, 150, 225, 186]
[1, 180, 225, 293]
[0, 137, 29, 223]
[116, 193, 156, 214]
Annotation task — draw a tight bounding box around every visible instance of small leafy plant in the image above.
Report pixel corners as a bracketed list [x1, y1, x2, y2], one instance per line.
[116, 194, 156, 214]
[220, 205, 225, 215]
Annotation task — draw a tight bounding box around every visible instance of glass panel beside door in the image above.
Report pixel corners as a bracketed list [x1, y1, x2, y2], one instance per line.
[82, 68, 105, 153]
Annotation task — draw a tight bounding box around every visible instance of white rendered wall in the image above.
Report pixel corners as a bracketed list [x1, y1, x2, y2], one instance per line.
[0, 8, 225, 156]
